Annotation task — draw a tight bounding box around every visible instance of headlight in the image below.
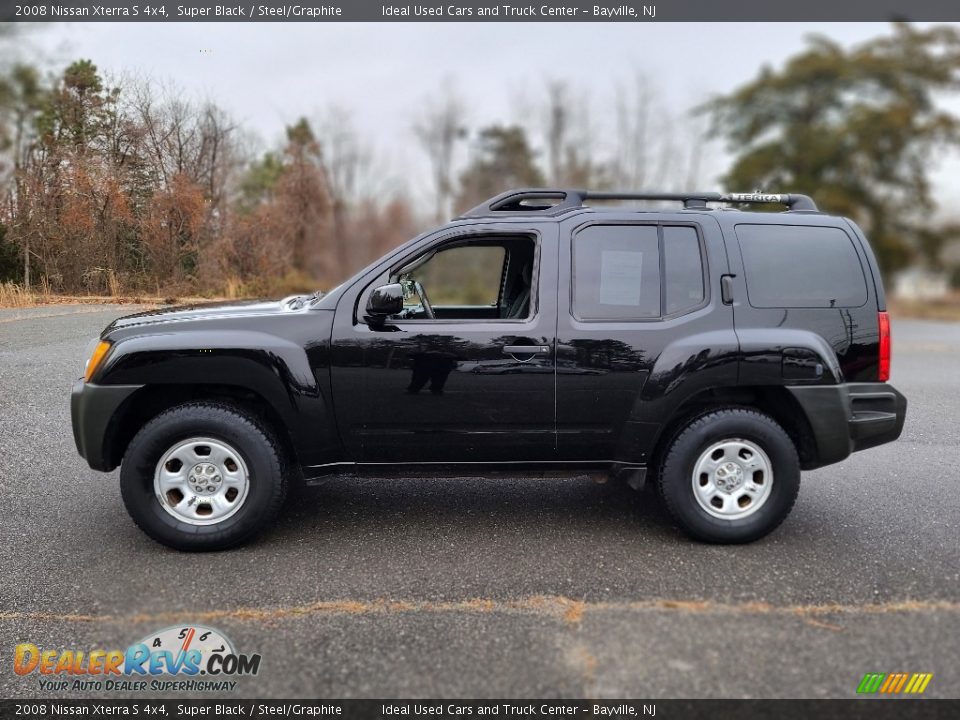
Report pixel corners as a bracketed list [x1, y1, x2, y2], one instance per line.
[84, 340, 112, 382]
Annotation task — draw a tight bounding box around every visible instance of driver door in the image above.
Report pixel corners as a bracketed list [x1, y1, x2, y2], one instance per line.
[330, 228, 558, 464]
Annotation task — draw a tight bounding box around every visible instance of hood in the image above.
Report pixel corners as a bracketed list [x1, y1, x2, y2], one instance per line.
[103, 295, 320, 334]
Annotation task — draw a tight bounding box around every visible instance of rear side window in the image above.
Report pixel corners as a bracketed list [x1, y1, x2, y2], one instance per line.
[736, 224, 867, 308]
[573, 225, 660, 320]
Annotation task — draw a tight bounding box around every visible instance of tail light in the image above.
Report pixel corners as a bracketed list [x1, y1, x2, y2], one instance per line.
[878, 311, 891, 382]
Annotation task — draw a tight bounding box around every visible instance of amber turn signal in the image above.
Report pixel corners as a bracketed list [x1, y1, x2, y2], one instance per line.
[84, 340, 112, 382]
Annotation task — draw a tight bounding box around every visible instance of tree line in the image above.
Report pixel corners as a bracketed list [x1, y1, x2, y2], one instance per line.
[0, 53, 708, 296]
[0, 60, 419, 296]
[1, 22, 959, 297]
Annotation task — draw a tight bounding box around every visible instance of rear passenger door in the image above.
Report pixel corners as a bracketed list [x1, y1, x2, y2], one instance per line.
[555, 215, 736, 463]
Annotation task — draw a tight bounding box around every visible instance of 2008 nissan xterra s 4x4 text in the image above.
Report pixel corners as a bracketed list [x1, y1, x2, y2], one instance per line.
[71, 189, 907, 550]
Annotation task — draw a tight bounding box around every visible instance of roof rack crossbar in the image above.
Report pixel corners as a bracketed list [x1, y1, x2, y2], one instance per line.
[457, 188, 819, 218]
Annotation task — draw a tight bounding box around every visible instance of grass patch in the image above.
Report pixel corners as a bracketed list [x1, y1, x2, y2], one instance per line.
[0, 271, 325, 309]
[890, 294, 960, 322]
[0, 282, 223, 309]
[0, 280, 50, 307]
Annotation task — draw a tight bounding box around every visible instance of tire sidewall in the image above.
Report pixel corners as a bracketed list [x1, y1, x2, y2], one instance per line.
[660, 411, 800, 543]
[121, 405, 283, 551]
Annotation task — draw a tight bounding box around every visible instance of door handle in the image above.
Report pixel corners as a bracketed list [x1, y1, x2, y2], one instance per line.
[502, 345, 550, 356]
[721, 274, 735, 305]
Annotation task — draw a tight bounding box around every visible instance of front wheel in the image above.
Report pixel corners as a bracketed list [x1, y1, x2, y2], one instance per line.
[657, 408, 800, 543]
[120, 402, 288, 551]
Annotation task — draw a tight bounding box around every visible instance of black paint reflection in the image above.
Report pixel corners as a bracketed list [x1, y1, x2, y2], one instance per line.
[407, 351, 457, 395]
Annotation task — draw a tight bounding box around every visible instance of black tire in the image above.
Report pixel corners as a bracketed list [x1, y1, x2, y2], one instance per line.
[120, 402, 288, 551]
[657, 408, 800, 543]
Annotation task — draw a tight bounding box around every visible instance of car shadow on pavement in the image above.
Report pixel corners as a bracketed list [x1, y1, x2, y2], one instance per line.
[273, 474, 678, 540]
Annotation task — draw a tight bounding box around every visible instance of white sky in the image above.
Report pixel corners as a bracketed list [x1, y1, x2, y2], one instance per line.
[17, 21, 960, 211]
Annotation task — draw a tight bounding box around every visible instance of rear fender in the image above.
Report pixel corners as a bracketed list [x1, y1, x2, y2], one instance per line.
[735, 328, 843, 385]
[618, 329, 740, 461]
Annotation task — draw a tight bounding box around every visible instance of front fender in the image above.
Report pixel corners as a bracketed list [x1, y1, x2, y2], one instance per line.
[100, 330, 315, 392]
[94, 330, 335, 468]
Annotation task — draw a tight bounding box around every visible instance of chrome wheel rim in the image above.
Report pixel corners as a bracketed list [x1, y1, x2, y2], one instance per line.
[153, 437, 250, 526]
[692, 438, 773, 520]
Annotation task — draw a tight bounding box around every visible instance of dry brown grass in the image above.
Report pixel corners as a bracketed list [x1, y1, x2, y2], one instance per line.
[0, 282, 231, 309]
[0, 270, 325, 309]
[0, 279, 53, 307]
[1, 596, 957, 627]
[563, 601, 586, 625]
[890, 293, 960, 321]
[0, 282, 34, 307]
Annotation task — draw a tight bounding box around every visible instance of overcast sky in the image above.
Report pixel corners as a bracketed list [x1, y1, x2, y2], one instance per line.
[17, 22, 960, 209]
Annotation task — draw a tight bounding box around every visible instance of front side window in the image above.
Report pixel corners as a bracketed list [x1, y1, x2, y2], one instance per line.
[386, 236, 536, 321]
[403, 245, 505, 307]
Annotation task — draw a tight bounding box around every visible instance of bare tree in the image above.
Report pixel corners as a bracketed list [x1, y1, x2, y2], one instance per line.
[1, 63, 44, 284]
[545, 81, 568, 184]
[680, 111, 712, 190]
[548, 82, 604, 187]
[611, 73, 656, 189]
[413, 81, 467, 223]
[609, 72, 712, 192]
[315, 106, 380, 275]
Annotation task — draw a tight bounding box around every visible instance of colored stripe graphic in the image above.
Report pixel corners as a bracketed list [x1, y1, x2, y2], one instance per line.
[857, 673, 886, 694]
[857, 672, 932, 694]
[892, 673, 905, 693]
[891, 673, 909, 693]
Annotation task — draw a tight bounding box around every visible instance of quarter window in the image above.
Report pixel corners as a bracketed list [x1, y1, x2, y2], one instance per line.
[736, 224, 867, 308]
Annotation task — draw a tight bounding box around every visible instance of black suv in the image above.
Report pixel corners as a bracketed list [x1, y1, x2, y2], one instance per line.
[71, 189, 907, 550]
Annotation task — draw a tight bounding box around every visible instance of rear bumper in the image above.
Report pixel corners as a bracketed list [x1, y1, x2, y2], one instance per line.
[787, 382, 907, 469]
[71, 379, 142, 471]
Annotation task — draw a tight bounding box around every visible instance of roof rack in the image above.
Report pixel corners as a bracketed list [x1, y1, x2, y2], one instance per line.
[457, 188, 819, 218]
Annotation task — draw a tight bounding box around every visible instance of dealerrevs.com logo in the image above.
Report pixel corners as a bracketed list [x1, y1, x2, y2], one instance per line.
[14, 624, 261, 693]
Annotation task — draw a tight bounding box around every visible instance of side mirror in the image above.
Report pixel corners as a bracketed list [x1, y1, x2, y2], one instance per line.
[364, 283, 404, 324]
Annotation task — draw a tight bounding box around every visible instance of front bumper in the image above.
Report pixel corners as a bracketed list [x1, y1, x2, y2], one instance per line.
[71, 379, 143, 471]
[787, 382, 907, 469]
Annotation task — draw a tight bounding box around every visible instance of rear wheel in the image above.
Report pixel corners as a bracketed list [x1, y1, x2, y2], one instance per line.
[657, 408, 800, 543]
[120, 402, 287, 551]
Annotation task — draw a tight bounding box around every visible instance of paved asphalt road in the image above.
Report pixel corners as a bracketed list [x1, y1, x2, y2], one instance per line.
[0, 305, 957, 699]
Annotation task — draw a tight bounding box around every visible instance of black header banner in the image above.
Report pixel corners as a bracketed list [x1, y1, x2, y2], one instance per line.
[3, 0, 960, 22]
